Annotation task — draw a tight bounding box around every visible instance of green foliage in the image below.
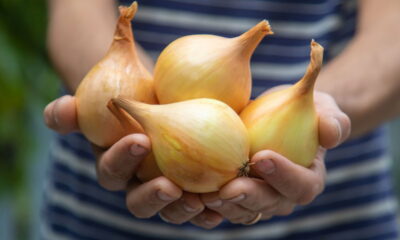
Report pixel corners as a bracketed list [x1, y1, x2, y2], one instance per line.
[0, 0, 58, 196]
[0, 2, 59, 238]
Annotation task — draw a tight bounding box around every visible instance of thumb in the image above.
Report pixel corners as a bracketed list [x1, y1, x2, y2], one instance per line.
[251, 149, 326, 205]
[96, 133, 151, 191]
[43, 95, 79, 134]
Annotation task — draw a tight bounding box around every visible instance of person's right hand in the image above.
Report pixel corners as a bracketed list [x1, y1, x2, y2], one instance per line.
[43, 95, 205, 224]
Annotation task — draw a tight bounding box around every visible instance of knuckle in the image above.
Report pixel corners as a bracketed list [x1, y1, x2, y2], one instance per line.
[191, 219, 217, 230]
[261, 214, 272, 220]
[276, 205, 295, 216]
[259, 197, 280, 213]
[169, 219, 186, 225]
[97, 177, 116, 191]
[229, 217, 245, 224]
[231, 213, 256, 224]
[160, 211, 186, 225]
[160, 204, 191, 225]
[100, 157, 131, 183]
[296, 183, 322, 205]
[278, 209, 293, 216]
[203, 224, 218, 230]
[96, 167, 125, 191]
[259, 202, 279, 215]
[168, 218, 187, 225]
[126, 201, 152, 219]
[147, 195, 164, 210]
[125, 191, 163, 219]
[296, 195, 313, 205]
[152, 178, 169, 191]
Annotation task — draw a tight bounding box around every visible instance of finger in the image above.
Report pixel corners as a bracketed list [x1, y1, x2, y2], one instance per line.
[43, 95, 79, 134]
[252, 149, 326, 205]
[271, 199, 296, 217]
[96, 133, 151, 191]
[315, 92, 351, 148]
[159, 192, 204, 224]
[258, 199, 295, 220]
[190, 209, 224, 229]
[201, 192, 258, 224]
[126, 176, 182, 219]
[219, 177, 281, 213]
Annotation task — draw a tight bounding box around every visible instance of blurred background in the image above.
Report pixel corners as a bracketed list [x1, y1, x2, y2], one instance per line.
[0, 1, 58, 239]
[0, 1, 399, 240]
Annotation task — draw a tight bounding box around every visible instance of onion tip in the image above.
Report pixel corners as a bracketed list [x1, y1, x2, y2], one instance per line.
[119, 1, 138, 20]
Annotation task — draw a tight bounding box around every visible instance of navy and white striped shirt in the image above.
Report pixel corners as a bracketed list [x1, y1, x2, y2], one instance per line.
[41, 0, 399, 239]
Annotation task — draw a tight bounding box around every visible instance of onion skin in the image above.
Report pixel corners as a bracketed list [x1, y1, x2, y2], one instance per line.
[112, 98, 250, 193]
[75, 2, 157, 147]
[136, 152, 163, 182]
[154, 20, 273, 113]
[107, 96, 162, 183]
[240, 41, 324, 167]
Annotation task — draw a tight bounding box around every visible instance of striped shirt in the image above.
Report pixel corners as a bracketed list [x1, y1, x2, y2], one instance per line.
[41, 0, 399, 239]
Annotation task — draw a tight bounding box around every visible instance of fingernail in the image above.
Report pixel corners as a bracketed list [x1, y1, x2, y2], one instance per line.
[158, 213, 170, 223]
[228, 194, 246, 203]
[205, 199, 222, 208]
[199, 214, 217, 226]
[183, 203, 198, 213]
[130, 144, 147, 157]
[52, 99, 60, 126]
[256, 159, 275, 175]
[332, 118, 342, 144]
[157, 191, 175, 201]
[44, 104, 53, 126]
[205, 218, 217, 226]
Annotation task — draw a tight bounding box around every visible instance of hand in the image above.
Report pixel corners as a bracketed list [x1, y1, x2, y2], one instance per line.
[191, 91, 351, 229]
[43, 95, 205, 223]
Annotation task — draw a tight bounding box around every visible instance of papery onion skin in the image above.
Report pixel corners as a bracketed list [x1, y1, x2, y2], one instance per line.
[112, 98, 250, 193]
[136, 152, 163, 182]
[107, 93, 163, 183]
[240, 40, 324, 167]
[75, 2, 157, 147]
[154, 20, 273, 113]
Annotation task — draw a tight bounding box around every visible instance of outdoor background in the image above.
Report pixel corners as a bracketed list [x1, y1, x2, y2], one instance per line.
[0, 1, 399, 240]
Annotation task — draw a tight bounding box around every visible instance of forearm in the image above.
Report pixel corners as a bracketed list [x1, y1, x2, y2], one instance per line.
[47, 0, 155, 93]
[316, 0, 400, 138]
[47, 0, 118, 92]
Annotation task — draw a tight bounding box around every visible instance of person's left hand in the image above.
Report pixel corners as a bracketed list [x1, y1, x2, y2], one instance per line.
[189, 90, 351, 229]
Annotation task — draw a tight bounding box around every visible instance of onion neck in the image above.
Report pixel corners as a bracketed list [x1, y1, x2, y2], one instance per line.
[107, 100, 145, 133]
[236, 20, 273, 59]
[294, 40, 324, 96]
[109, 2, 138, 56]
[111, 97, 150, 128]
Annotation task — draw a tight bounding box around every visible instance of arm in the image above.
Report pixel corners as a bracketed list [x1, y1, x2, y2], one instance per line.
[47, 0, 117, 92]
[47, 0, 153, 92]
[194, 92, 348, 228]
[316, 0, 400, 138]
[194, 0, 400, 228]
[46, 0, 203, 225]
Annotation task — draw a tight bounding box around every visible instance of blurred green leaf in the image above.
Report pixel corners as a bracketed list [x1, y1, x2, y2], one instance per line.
[0, 1, 59, 238]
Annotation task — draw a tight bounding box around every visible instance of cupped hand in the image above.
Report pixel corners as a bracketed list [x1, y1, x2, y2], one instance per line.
[191, 91, 351, 229]
[43, 95, 205, 223]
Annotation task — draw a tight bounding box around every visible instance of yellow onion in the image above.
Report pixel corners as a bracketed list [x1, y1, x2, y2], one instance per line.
[135, 152, 163, 182]
[240, 40, 324, 167]
[153, 20, 273, 113]
[111, 97, 250, 193]
[107, 100, 162, 182]
[75, 2, 157, 147]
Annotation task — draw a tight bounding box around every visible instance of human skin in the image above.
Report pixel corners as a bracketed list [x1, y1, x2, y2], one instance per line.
[44, 0, 399, 229]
